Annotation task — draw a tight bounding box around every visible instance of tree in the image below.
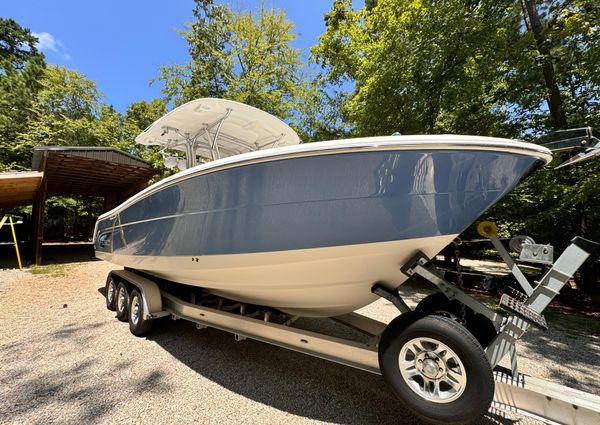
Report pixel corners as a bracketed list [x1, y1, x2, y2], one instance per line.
[156, 0, 317, 124]
[0, 18, 173, 241]
[158, 1, 232, 103]
[0, 18, 41, 66]
[312, 0, 533, 137]
[94, 104, 125, 148]
[18, 65, 103, 163]
[124, 99, 168, 134]
[491, 1, 600, 289]
[295, 82, 352, 142]
[313, 0, 600, 289]
[520, 0, 568, 130]
[121, 99, 174, 182]
[0, 18, 46, 171]
[542, 1, 600, 130]
[312, 0, 599, 137]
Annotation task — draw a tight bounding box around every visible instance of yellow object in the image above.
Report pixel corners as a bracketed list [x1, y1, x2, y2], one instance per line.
[477, 221, 498, 238]
[0, 216, 23, 271]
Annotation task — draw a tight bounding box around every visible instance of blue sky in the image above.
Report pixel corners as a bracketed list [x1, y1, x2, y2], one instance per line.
[2, 1, 358, 112]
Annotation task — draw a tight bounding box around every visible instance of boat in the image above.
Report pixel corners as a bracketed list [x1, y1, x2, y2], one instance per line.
[94, 98, 552, 317]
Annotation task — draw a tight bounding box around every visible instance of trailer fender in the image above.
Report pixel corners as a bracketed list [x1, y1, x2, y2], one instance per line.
[109, 270, 163, 319]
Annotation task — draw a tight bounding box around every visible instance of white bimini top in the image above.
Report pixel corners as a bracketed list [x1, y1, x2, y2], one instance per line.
[135, 98, 300, 164]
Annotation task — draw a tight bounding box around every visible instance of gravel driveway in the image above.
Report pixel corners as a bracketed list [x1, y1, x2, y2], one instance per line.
[0, 259, 598, 424]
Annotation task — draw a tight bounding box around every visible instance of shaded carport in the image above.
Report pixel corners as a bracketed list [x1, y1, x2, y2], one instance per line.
[0, 172, 44, 208]
[1, 147, 157, 265]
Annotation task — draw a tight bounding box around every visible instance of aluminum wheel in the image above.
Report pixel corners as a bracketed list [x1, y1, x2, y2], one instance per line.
[118, 288, 127, 312]
[115, 282, 130, 322]
[105, 277, 118, 311]
[130, 295, 140, 325]
[107, 281, 116, 304]
[128, 288, 153, 336]
[398, 337, 467, 403]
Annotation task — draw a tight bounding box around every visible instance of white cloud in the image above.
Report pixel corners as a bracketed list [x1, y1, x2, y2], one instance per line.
[32, 31, 72, 61]
[32, 32, 58, 52]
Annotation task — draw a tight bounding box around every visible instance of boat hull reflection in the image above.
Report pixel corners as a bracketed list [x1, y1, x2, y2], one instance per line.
[95, 147, 544, 316]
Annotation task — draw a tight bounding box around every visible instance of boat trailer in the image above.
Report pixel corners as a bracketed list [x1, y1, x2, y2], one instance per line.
[104, 228, 600, 425]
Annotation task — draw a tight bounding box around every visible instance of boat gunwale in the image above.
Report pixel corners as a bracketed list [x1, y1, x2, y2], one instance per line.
[98, 136, 552, 222]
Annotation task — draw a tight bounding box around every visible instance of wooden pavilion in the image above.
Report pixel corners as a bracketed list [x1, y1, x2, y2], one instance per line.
[0, 146, 157, 264]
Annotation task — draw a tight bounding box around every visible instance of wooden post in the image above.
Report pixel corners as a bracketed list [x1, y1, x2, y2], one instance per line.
[32, 153, 48, 265]
[104, 192, 118, 211]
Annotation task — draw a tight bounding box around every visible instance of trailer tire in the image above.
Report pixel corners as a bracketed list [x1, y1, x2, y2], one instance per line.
[416, 292, 497, 348]
[128, 289, 153, 336]
[379, 314, 494, 425]
[115, 282, 130, 322]
[105, 276, 118, 311]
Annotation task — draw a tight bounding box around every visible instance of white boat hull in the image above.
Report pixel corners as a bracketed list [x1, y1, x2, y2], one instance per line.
[96, 234, 456, 316]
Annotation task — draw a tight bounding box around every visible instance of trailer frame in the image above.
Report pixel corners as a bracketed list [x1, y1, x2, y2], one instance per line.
[104, 232, 600, 425]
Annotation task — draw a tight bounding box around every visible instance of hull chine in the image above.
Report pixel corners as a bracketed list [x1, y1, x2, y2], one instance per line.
[96, 235, 457, 317]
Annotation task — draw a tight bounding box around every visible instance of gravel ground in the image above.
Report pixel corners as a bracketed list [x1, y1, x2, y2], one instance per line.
[0, 259, 599, 424]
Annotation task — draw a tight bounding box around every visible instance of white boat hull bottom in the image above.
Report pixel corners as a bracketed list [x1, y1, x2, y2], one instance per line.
[96, 235, 457, 317]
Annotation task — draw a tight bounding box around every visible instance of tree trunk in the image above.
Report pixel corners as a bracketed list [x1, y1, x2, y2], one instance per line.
[579, 212, 599, 295]
[520, 0, 568, 130]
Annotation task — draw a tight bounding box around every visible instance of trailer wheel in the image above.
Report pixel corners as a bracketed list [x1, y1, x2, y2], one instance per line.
[416, 292, 497, 348]
[379, 314, 494, 425]
[105, 276, 118, 311]
[115, 282, 130, 322]
[128, 289, 153, 336]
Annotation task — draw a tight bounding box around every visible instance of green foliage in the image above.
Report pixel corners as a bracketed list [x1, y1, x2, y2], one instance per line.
[488, 155, 600, 250]
[0, 64, 172, 237]
[164, 0, 232, 101]
[155, 0, 318, 125]
[121, 99, 176, 183]
[0, 17, 41, 65]
[312, 0, 531, 137]
[19, 65, 103, 158]
[313, 0, 600, 288]
[0, 18, 46, 171]
[44, 195, 103, 240]
[482, 1, 600, 272]
[9, 66, 172, 178]
[295, 84, 352, 142]
[124, 99, 168, 132]
[312, 0, 600, 137]
[545, 0, 600, 129]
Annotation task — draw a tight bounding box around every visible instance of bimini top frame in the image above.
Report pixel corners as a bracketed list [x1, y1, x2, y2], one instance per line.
[135, 98, 300, 169]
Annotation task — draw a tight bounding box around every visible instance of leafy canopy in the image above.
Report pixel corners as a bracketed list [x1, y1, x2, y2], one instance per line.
[19, 65, 103, 158]
[313, 0, 600, 288]
[312, 0, 532, 137]
[0, 18, 46, 171]
[156, 0, 316, 124]
[312, 0, 600, 138]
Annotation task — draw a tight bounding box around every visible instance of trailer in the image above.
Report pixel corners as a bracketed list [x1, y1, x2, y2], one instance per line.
[103, 225, 600, 425]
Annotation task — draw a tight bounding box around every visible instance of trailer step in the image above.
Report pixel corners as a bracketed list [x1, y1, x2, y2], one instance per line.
[500, 294, 548, 330]
[504, 286, 528, 303]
